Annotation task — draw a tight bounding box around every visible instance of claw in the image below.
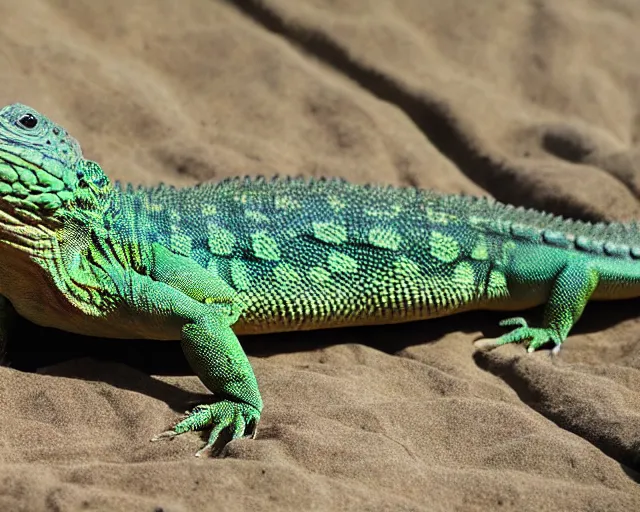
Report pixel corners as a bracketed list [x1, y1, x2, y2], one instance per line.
[153, 399, 261, 456]
[151, 430, 179, 442]
[195, 443, 214, 458]
[473, 338, 501, 349]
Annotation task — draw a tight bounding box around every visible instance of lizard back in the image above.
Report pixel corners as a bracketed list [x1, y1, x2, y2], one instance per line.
[110, 176, 640, 334]
[110, 177, 566, 333]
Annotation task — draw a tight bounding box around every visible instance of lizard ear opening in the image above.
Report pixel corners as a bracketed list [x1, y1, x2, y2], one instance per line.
[70, 160, 113, 213]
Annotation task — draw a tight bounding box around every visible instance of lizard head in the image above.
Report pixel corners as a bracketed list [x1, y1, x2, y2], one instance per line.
[0, 103, 113, 225]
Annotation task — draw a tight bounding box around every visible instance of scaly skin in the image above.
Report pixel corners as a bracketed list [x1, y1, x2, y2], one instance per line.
[1, 103, 640, 455]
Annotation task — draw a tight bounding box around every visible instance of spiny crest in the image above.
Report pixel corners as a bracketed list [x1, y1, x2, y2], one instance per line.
[133, 174, 427, 206]
[122, 173, 640, 258]
[460, 196, 640, 259]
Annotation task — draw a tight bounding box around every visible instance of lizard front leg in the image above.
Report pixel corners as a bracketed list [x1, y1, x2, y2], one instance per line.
[136, 244, 262, 455]
[153, 306, 262, 456]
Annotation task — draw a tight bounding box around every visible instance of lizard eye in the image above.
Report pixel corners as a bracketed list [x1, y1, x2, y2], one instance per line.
[17, 113, 38, 129]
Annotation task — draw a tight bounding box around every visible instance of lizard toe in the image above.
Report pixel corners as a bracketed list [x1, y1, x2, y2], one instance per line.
[473, 337, 502, 349]
[476, 317, 563, 353]
[156, 399, 260, 456]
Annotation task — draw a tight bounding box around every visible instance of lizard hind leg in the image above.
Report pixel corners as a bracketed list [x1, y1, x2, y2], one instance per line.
[475, 259, 599, 354]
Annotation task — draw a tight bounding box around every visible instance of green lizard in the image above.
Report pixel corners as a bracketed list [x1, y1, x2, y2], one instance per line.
[0, 103, 638, 456]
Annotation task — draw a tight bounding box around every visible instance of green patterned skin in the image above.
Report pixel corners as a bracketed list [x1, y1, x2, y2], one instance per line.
[2, 103, 640, 455]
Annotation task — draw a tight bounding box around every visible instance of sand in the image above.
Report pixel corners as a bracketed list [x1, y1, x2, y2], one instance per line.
[0, 1, 639, 511]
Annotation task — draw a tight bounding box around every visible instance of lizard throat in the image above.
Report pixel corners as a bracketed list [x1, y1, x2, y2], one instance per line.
[0, 207, 56, 256]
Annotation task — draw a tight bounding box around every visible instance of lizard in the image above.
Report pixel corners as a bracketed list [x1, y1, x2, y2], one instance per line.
[0, 102, 638, 456]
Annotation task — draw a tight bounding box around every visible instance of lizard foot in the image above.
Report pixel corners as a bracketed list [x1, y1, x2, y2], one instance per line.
[474, 317, 562, 353]
[152, 400, 260, 457]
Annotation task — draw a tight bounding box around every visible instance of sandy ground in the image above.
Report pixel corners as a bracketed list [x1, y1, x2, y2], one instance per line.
[0, 1, 639, 511]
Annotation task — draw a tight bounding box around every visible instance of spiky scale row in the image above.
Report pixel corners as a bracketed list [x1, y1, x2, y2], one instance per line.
[472, 208, 640, 261]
